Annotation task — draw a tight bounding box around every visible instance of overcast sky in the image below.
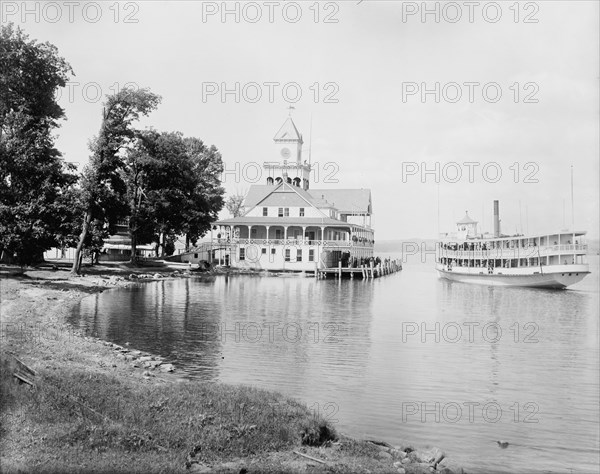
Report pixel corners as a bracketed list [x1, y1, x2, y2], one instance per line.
[6, 0, 599, 239]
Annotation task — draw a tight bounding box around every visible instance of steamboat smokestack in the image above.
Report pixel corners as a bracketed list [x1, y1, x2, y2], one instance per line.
[493, 200, 500, 237]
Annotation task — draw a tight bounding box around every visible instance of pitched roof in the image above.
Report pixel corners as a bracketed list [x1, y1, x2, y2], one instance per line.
[457, 212, 477, 224]
[243, 184, 373, 216]
[274, 117, 302, 142]
[214, 216, 353, 227]
[309, 189, 372, 215]
[243, 185, 274, 210]
[244, 183, 330, 212]
[259, 189, 311, 207]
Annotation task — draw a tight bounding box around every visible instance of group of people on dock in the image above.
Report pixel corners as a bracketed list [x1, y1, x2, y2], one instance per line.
[345, 256, 393, 269]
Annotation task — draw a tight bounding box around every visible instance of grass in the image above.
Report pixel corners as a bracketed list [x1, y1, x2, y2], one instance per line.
[0, 356, 337, 473]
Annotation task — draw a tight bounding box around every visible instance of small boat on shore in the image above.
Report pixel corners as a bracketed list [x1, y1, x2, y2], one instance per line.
[436, 201, 590, 289]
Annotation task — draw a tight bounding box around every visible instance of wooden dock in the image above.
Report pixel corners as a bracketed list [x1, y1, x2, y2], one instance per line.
[316, 259, 402, 280]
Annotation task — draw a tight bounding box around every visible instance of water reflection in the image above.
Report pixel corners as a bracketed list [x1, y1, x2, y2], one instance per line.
[72, 275, 377, 385]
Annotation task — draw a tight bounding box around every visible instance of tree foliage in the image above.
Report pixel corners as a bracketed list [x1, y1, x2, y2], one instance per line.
[225, 193, 246, 218]
[0, 24, 225, 268]
[0, 24, 77, 265]
[181, 138, 225, 250]
[123, 131, 225, 258]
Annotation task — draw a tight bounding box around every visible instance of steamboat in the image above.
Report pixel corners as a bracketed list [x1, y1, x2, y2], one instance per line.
[436, 201, 590, 289]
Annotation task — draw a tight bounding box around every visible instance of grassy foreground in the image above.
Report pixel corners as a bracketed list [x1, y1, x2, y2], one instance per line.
[0, 262, 465, 473]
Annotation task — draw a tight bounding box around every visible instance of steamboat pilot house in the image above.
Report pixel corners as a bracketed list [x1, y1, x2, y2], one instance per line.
[213, 116, 374, 273]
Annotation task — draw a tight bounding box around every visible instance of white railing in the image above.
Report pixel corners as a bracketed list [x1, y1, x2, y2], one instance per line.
[438, 244, 587, 259]
[213, 238, 373, 248]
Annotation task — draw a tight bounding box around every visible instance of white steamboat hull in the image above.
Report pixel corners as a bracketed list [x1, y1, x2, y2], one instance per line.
[436, 265, 589, 289]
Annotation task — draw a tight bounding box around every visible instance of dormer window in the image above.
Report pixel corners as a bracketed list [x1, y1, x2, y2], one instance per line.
[299, 208, 305, 217]
[278, 207, 283, 217]
[263, 207, 268, 216]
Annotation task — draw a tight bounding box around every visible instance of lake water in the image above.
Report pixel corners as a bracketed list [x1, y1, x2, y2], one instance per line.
[70, 256, 600, 473]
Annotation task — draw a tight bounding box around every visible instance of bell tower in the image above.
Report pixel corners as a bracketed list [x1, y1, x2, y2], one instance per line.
[264, 109, 311, 190]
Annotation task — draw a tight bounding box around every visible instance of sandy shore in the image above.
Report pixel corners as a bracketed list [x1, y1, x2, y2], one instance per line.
[0, 261, 465, 473]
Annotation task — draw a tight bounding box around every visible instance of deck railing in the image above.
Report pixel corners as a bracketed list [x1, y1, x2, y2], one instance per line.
[211, 238, 373, 248]
[438, 244, 587, 259]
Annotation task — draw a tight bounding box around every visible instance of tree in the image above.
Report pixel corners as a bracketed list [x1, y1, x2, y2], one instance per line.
[70, 88, 161, 274]
[225, 193, 245, 218]
[122, 131, 225, 259]
[181, 138, 225, 251]
[0, 24, 78, 265]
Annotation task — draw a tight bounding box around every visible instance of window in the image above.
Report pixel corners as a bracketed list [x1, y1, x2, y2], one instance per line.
[285, 249, 291, 262]
[263, 207, 268, 216]
[309, 249, 314, 262]
[299, 207, 305, 217]
[278, 208, 283, 217]
[262, 248, 267, 254]
[239, 248, 245, 261]
[271, 248, 276, 255]
[297, 249, 302, 262]
[194, 253, 198, 259]
[284, 208, 289, 217]
[251, 228, 257, 235]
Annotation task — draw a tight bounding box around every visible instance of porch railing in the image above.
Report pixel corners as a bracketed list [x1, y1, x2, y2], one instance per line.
[213, 238, 373, 248]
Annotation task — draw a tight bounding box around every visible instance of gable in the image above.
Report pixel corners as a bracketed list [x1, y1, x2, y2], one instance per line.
[259, 191, 311, 207]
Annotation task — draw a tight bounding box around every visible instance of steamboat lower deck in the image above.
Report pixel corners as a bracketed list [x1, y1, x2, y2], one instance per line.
[436, 264, 589, 289]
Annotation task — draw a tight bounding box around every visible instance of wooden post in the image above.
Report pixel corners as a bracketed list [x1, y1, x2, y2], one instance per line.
[370, 261, 374, 278]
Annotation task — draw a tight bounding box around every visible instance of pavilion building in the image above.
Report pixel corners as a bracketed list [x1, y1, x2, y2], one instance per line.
[212, 115, 374, 272]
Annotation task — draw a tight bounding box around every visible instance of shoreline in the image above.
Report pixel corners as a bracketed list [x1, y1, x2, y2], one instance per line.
[0, 262, 466, 473]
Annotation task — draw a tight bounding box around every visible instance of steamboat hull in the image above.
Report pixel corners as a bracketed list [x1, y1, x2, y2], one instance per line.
[437, 268, 589, 289]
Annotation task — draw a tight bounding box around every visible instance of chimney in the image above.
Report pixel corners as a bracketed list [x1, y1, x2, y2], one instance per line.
[493, 200, 500, 237]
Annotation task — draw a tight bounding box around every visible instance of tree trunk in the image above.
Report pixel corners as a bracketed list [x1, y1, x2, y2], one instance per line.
[185, 234, 190, 253]
[130, 231, 138, 263]
[71, 211, 92, 275]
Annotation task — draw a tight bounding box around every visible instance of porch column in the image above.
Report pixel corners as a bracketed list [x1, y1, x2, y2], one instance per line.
[248, 225, 252, 241]
[284, 226, 289, 240]
[302, 226, 306, 243]
[320, 226, 326, 243]
[265, 226, 270, 243]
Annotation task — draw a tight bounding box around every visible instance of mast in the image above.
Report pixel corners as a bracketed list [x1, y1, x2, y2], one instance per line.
[437, 183, 440, 236]
[519, 200, 523, 234]
[571, 165, 575, 256]
[308, 114, 313, 166]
